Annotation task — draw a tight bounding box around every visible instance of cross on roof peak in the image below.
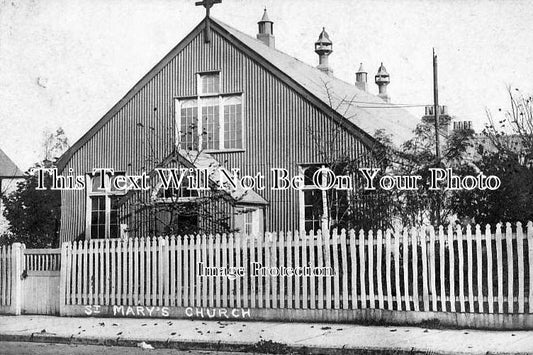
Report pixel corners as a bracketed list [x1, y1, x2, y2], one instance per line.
[195, 0, 222, 16]
[195, 0, 222, 43]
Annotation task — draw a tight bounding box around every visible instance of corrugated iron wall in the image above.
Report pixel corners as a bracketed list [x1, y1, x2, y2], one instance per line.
[60, 28, 371, 244]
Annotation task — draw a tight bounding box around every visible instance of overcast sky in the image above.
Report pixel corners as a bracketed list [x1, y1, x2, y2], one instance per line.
[1, 0, 532, 169]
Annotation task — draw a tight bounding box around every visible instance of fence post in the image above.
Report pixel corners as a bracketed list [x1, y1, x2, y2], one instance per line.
[59, 241, 69, 316]
[10, 243, 24, 315]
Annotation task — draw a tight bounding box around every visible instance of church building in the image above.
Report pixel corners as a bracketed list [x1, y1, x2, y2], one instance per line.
[57, 5, 418, 243]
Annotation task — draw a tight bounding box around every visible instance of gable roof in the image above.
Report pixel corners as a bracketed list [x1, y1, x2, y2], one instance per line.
[178, 150, 268, 205]
[58, 16, 418, 171]
[214, 18, 418, 146]
[0, 147, 24, 178]
[145, 150, 268, 206]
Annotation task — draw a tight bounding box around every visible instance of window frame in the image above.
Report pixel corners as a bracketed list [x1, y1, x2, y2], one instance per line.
[85, 172, 125, 240]
[152, 180, 201, 204]
[237, 207, 263, 237]
[298, 165, 327, 233]
[298, 164, 353, 233]
[175, 71, 245, 152]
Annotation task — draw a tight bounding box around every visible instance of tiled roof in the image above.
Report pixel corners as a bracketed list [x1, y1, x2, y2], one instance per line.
[0, 147, 24, 178]
[215, 18, 419, 146]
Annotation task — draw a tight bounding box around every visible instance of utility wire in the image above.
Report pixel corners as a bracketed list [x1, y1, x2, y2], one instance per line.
[355, 104, 430, 109]
[351, 100, 428, 107]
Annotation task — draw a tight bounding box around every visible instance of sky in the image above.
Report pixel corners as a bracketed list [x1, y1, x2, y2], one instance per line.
[1, 0, 532, 170]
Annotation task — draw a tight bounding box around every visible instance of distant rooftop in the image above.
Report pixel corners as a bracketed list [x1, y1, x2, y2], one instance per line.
[0, 147, 24, 178]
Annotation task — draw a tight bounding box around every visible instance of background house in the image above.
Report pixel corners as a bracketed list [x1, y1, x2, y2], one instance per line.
[57, 10, 419, 242]
[0, 147, 24, 234]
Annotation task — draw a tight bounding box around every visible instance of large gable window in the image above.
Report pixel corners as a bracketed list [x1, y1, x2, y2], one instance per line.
[176, 72, 243, 151]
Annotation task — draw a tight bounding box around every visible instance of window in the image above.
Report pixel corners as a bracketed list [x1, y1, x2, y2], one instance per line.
[298, 165, 350, 233]
[223, 97, 243, 149]
[300, 166, 325, 232]
[86, 172, 125, 239]
[152, 177, 201, 235]
[236, 207, 263, 236]
[244, 211, 254, 235]
[201, 97, 220, 150]
[175, 202, 200, 235]
[154, 177, 200, 203]
[177, 72, 243, 151]
[179, 99, 198, 150]
[200, 73, 220, 95]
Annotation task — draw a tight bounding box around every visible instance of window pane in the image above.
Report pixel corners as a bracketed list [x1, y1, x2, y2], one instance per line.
[223, 103, 242, 149]
[303, 189, 323, 232]
[179, 100, 198, 150]
[304, 166, 320, 186]
[201, 99, 219, 150]
[90, 196, 106, 239]
[177, 203, 199, 235]
[158, 179, 199, 200]
[200, 74, 219, 95]
[244, 211, 254, 235]
[91, 174, 106, 193]
[110, 197, 119, 238]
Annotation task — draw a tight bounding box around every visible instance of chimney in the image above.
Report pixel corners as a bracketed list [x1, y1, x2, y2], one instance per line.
[315, 27, 333, 75]
[375, 62, 390, 102]
[257, 8, 275, 48]
[355, 63, 367, 91]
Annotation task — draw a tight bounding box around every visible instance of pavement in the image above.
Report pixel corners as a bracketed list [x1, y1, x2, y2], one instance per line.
[0, 315, 532, 354]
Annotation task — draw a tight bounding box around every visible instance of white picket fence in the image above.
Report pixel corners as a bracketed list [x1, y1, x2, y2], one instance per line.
[0, 243, 24, 314]
[59, 222, 533, 315]
[0, 245, 14, 309]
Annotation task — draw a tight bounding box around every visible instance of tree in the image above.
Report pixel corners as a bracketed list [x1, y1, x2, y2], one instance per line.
[42, 128, 70, 162]
[1, 164, 61, 247]
[1, 128, 69, 247]
[305, 80, 394, 232]
[449, 87, 533, 225]
[450, 152, 533, 225]
[125, 118, 240, 237]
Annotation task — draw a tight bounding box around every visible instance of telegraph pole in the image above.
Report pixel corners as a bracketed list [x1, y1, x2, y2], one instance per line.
[433, 48, 441, 226]
[433, 48, 440, 161]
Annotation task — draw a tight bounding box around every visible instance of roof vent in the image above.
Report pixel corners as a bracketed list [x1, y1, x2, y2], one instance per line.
[315, 28, 333, 75]
[257, 8, 275, 48]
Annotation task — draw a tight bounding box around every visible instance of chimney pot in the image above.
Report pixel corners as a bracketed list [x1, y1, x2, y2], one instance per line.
[355, 63, 368, 91]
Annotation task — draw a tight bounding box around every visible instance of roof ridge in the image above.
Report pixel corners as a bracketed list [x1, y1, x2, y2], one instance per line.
[212, 17, 418, 144]
[211, 17, 388, 104]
